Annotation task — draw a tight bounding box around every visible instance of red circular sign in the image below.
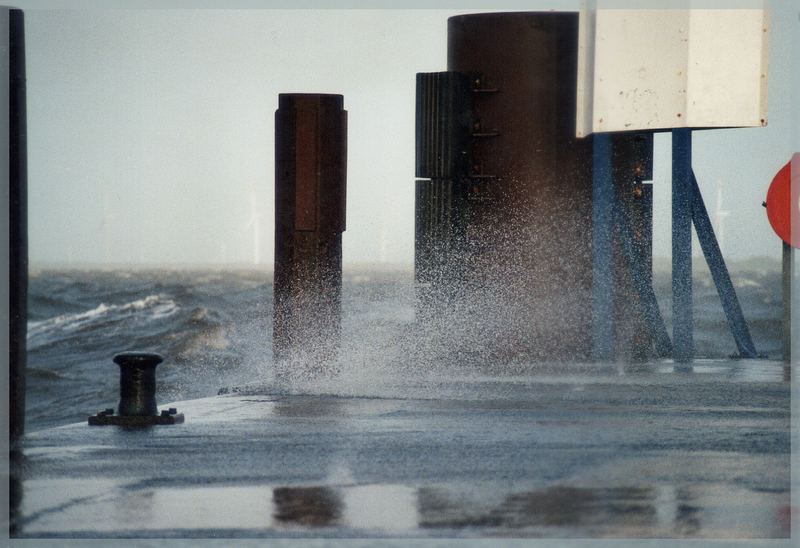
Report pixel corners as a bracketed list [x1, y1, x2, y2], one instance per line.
[766, 155, 799, 248]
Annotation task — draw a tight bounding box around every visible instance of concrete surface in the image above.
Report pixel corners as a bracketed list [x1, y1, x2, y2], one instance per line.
[11, 360, 793, 540]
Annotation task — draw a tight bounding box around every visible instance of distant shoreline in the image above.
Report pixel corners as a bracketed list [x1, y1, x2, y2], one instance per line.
[29, 256, 781, 274]
[27, 262, 416, 275]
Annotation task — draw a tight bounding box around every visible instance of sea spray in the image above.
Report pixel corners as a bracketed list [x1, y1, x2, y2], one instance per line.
[25, 265, 782, 430]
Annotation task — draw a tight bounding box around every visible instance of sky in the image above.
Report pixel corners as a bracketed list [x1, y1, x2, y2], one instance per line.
[16, 0, 800, 267]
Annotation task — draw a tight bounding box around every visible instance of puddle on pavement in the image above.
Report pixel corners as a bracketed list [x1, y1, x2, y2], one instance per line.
[20, 479, 789, 537]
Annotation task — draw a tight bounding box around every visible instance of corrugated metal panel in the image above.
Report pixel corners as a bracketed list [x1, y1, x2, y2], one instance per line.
[414, 178, 465, 288]
[415, 71, 472, 180]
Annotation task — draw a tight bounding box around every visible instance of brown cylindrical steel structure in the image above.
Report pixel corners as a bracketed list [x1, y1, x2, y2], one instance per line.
[438, 12, 651, 361]
[273, 94, 347, 367]
[446, 13, 592, 360]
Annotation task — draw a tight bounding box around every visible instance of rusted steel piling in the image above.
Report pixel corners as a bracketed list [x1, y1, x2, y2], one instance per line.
[273, 94, 347, 367]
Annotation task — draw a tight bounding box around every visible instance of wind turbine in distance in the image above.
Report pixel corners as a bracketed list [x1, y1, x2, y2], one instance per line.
[218, 240, 228, 264]
[379, 221, 388, 264]
[245, 190, 263, 265]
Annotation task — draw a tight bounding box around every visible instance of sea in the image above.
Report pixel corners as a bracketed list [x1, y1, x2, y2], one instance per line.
[25, 261, 784, 432]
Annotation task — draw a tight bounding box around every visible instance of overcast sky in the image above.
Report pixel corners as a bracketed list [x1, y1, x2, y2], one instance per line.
[18, 1, 800, 266]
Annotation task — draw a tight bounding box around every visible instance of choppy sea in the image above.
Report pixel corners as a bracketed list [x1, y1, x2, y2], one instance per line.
[25, 264, 783, 432]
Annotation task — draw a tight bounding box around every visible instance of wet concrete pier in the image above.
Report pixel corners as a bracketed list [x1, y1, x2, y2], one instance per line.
[12, 360, 792, 540]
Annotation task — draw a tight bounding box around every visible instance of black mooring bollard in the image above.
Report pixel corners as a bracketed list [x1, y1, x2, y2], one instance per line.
[88, 352, 183, 426]
[114, 352, 162, 416]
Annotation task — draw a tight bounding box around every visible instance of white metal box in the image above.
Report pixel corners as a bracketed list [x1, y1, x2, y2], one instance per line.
[576, 3, 769, 137]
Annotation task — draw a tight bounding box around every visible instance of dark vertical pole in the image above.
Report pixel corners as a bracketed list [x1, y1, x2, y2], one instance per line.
[592, 133, 614, 361]
[614, 198, 673, 358]
[630, 181, 655, 359]
[9, 9, 27, 442]
[672, 129, 693, 363]
[274, 94, 347, 367]
[783, 241, 792, 363]
[689, 170, 757, 358]
[627, 134, 655, 360]
[609, 132, 655, 361]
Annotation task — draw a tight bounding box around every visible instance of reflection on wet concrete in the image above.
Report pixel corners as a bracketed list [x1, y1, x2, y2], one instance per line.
[654, 361, 790, 383]
[653, 485, 700, 536]
[674, 487, 701, 537]
[16, 478, 789, 537]
[417, 483, 788, 537]
[9, 448, 25, 536]
[621, 362, 657, 375]
[273, 486, 342, 527]
[342, 484, 418, 531]
[272, 398, 346, 418]
[419, 486, 660, 530]
[115, 488, 155, 532]
[271, 484, 418, 531]
[501, 487, 657, 528]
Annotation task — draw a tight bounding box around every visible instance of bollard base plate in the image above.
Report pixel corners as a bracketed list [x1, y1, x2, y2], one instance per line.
[88, 409, 184, 426]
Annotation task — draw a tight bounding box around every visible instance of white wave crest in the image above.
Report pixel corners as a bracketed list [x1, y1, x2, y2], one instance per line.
[27, 295, 179, 340]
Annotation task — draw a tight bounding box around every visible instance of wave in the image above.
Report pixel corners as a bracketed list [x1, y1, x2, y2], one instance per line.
[27, 295, 179, 347]
[23, 267, 783, 432]
[734, 278, 762, 289]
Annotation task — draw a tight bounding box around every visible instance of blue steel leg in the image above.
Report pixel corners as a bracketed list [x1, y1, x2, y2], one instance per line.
[592, 133, 614, 360]
[614, 200, 673, 358]
[690, 170, 757, 358]
[672, 129, 693, 362]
